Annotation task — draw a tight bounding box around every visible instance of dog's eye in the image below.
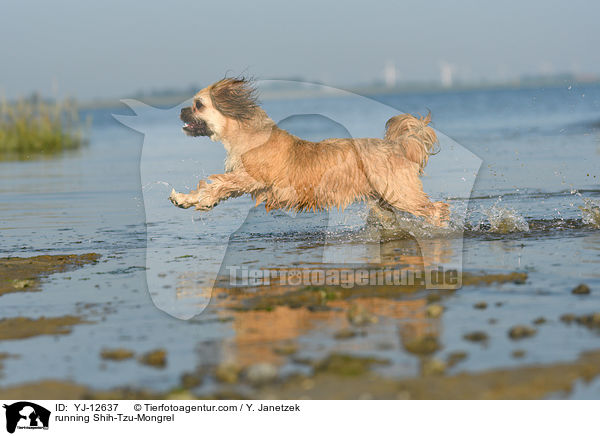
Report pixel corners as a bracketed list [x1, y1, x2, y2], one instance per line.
[195, 100, 203, 110]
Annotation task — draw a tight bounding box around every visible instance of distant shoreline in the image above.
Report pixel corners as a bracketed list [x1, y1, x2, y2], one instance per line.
[80, 77, 600, 111]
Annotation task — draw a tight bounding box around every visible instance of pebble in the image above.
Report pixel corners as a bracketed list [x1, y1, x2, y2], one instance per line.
[403, 335, 440, 355]
[347, 304, 378, 326]
[245, 363, 278, 385]
[100, 348, 135, 361]
[508, 325, 537, 340]
[421, 359, 446, 376]
[12, 279, 35, 289]
[572, 284, 591, 295]
[215, 362, 240, 384]
[334, 328, 357, 340]
[138, 349, 167, 368]
[560, 313, 576, 323]
[180, 373, 203, 389]
[573, 313, 600, 328]
[463, 331, 488, 342]
[446, 351, 468, 367]
[426, 304, 444, 318]
[512, 349, 526, 359]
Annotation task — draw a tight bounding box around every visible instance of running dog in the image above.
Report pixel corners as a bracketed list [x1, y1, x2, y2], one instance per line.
[170, 78, 449, 226]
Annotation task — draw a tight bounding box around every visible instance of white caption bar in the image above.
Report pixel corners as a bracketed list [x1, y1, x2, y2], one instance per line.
[1, 400, 597, 435]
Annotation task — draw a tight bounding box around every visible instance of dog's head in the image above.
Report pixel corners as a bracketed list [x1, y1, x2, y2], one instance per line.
[180, 77, 260, 140]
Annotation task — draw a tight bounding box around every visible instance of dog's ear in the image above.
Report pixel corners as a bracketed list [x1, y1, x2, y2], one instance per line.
[209, 77, 259, 121]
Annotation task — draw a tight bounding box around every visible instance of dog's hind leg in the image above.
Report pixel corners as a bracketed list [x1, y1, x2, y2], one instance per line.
[385, 186, 449, 227]
[366, 200, 399, 229]
[367, 163, 449, 227]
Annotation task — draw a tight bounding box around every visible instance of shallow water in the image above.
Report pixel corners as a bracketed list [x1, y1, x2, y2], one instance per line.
[1, 83, 600, 397]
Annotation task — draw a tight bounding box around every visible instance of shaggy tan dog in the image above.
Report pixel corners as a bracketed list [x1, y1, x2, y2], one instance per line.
[169, 78, 449, 226]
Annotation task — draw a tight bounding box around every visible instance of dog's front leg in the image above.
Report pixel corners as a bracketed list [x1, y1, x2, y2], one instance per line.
[193, 171, 260, 210]
[170, 171, 260, 211]
[169, 180, 208, 209]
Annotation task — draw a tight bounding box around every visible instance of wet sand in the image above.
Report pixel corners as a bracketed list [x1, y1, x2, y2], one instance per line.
[254, 349, 600, 400]
[0, 316, 90, 341]
[3, 349, 600, 400]
[0, 254, 99, 342]
[0, 253, 100, 296]
[1, 258, 597, 400]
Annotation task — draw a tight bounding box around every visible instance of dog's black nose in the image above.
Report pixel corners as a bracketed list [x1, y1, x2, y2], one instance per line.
[180, 107, 191, 120]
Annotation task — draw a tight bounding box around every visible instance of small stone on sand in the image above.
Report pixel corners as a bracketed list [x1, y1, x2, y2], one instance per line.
[572, 284, 591, 295]
[508, 325, 537, 340]
[463, 331, 488, 342]
[138, 349, 167, 368]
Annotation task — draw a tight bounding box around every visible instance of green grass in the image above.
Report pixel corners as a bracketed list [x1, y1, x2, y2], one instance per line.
[0, 97, 89, 160]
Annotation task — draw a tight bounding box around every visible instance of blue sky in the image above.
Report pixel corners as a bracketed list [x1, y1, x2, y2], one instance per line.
[1, 0, 599, 99]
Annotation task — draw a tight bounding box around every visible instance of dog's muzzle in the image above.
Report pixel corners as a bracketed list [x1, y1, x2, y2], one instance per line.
[180, 107, 214, 137]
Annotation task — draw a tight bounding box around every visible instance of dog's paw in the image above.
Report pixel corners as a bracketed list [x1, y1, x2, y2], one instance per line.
[194, 204, 215, 211]
[169, 189, 195, 209]
[194, 198, 217, 211]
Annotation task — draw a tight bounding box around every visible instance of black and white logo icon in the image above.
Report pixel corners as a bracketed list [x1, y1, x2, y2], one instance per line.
[3, 402, 50, 434]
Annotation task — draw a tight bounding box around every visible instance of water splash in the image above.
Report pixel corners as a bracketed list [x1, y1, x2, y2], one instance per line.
[579, 198, 600, 228]
[482, 204, 530, 233]
[142, 180, 173, 192]
[366, 207, 462, 240]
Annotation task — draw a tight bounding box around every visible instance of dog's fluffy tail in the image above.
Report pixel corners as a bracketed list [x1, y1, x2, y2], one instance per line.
[384, 112, 438, 174]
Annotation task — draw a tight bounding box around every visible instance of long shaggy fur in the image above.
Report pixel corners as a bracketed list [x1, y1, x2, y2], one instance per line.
[170, 78, 450, 226]
[384, 112, 438, 174]
[209, 78, 260, 121]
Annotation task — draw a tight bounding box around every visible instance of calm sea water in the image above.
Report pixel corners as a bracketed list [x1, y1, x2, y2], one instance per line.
[1, 83, 599, 397]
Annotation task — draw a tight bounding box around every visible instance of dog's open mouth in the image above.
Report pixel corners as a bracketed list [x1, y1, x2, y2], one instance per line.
[180, 106, 213, 137]
[181, 119, 213, 137]
[182, 121, 200, 133]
